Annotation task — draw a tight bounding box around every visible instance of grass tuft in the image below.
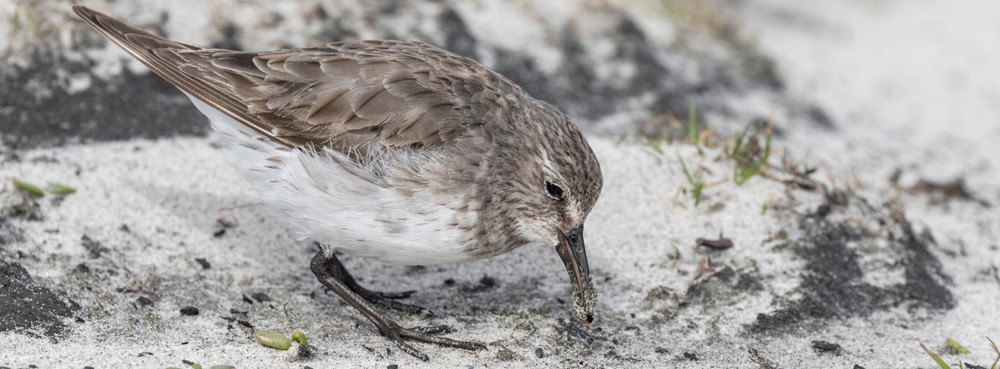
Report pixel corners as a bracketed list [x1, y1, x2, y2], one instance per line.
[919, 340, 952, 369]
[729, 119, 772, 185]
[677, 154, 704, 206]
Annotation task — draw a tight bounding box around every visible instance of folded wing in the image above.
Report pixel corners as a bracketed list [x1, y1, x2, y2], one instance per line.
[73, 5, 513, 153]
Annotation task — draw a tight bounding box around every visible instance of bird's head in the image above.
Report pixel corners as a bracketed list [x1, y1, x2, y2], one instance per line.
[490, 104, 603, 325]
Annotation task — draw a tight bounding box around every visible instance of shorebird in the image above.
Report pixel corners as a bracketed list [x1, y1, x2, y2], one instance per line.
[74, 5, 603, 360]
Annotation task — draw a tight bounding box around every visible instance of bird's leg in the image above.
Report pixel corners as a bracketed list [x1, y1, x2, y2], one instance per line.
[319, 249, 431, 316]
[311, 251, 486, 361]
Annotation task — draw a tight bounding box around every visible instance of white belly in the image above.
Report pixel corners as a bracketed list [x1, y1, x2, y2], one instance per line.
[185, 93, 476, 265]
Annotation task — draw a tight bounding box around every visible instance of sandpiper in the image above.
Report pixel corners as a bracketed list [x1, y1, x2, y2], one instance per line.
[74, 5, 603, 360]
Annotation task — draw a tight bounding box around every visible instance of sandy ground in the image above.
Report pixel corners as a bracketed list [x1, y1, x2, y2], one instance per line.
[2, 0, 999, 368]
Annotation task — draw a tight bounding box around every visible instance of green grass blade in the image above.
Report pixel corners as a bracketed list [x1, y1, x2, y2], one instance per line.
[12, 178, 44, 197]
[947, 339, 970, 354]
[920, 340, 953, 369]
[687, 103, 697, 144]
[987, 336, 999, 369]
[48, 183, 76, 195]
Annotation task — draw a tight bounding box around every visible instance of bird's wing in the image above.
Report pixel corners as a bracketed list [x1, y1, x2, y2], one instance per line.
[73, 5, 516, 151]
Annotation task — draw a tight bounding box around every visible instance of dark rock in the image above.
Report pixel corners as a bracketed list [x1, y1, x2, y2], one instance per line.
[179, 306, 199, 316]
[811, 340, 841, 354]
[74, 264, 90, 274]
[195, 258, 211, 270]
[684, 352, 698, 361]
[213, 228, 226, 238]
[251, 292, 270, 302]
[80, 235, 107, 259]
[534, 348, 544, 358]
[0, 260, 80, 337]
[387, 365, 398, 369]
[242, 294, 254, 304]
[462, 275, 497, 293]
[237, 320, 253, 329]
[655, 347, 669, 354]
[135, 297, 154, 308]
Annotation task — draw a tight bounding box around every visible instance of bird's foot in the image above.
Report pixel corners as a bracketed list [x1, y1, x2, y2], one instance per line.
[382, 323, 486, 361]
[348, 284, 433, 316]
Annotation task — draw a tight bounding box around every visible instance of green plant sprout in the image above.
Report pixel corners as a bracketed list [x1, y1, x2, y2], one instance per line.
[48, 183, 76, 194]
[254, 331, 291, 350]
[686, 103, 705, 155]
[730, 119, 772, 185]
[677, 154, 705, 206]
[948, 339, 970, 354]
[291, 330, 308, 348]
[269, 302, 298, 321]
[919, 340, 953, 369]
[12, 178, 44, 197]
[919, 338, 1000, 369]
[253, 330, 308, 350]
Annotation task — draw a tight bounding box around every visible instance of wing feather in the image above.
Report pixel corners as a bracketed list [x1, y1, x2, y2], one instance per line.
[73, 5, 527, 156]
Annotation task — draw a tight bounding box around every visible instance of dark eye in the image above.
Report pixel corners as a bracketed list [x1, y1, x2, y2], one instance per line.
[546, 181, 564, 200]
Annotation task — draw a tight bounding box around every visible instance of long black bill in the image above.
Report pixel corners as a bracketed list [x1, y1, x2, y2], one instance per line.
[555, 225, 599, 325]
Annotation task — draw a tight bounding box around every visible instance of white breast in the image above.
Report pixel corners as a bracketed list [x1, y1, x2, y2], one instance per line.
[185, 93, 477, 265]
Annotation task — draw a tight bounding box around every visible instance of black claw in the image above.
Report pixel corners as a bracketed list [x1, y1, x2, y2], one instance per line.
[393, 339, 430, 361]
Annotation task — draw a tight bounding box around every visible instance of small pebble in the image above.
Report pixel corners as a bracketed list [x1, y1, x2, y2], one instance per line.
[387, 365, 398, 369]
[251, 292, 271, 303]
[195, 258, 211, 270]
[180, 306, 199, 316]
[684, 352, 698, 361]
[812, 340, 842, 354]
[135, 297, 154, 308]
[534, 348, 544, 358]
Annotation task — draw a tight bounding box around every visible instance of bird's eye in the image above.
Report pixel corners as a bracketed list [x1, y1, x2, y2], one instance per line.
[546, 181, 564, 200]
